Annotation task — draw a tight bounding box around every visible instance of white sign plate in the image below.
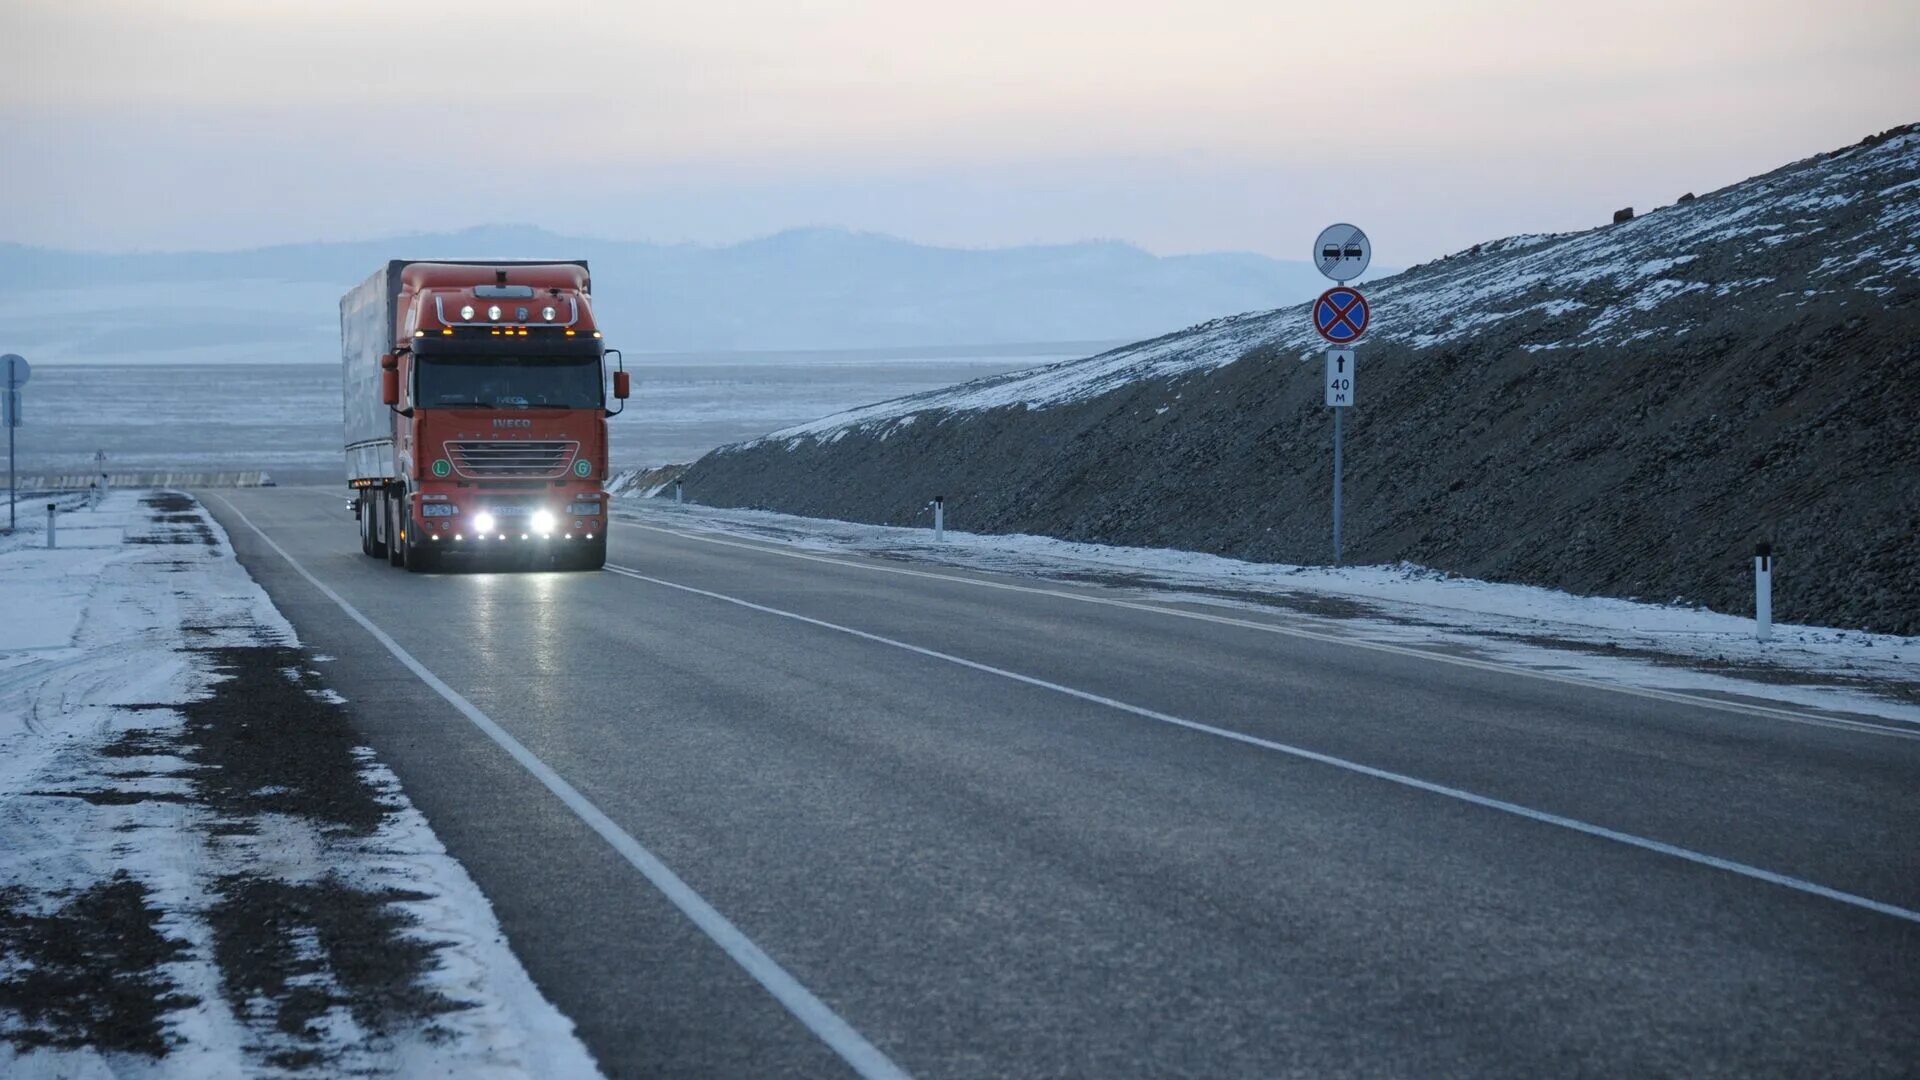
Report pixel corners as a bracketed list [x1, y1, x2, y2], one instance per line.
[1313, 224, 1371, 281]
[1, 354, 27, 390]
[1325, 349, 1355, 407]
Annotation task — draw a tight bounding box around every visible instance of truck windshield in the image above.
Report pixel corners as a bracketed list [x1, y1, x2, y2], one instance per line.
[417, 355, 602, 410]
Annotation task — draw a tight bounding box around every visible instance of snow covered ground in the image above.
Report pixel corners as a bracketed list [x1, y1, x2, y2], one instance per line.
[615, 499, 1920, 730]
[0, 492, 599, 1077]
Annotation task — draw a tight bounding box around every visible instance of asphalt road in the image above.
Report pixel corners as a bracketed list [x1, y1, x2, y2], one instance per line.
[202, 486, 1920, 1079]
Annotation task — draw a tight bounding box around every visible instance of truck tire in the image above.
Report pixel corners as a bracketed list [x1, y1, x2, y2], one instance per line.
[405, 524, 436, 573]
[570, 537, 607, 571]
[365, 492, 387, 558]
[386, 492, 405, 567]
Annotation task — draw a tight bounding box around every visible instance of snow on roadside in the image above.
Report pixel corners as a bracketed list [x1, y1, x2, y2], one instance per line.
[0, 491, 600, 1077]
[614, 499, 1920, 727]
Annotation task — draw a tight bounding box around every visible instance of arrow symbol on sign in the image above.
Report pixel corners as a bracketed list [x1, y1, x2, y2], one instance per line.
[1337, 356, 1346, 372]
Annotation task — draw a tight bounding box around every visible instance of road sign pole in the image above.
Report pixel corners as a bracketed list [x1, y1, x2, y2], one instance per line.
[1332, 408, 1343, 564]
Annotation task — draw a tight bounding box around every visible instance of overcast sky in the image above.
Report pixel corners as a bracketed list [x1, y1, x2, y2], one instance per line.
[2, 0, 1914, 265]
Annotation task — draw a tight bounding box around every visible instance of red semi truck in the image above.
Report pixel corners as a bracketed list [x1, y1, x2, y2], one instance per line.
[341, 260, 628, 572]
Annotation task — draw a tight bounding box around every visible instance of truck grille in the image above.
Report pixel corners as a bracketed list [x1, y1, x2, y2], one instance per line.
[444, 440, 579, 479]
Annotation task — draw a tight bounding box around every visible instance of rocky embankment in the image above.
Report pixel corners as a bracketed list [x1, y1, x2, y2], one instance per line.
[672, 126, 1920, 635]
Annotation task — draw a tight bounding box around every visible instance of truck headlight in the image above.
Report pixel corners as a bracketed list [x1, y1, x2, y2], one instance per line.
[531, 510, 556, 534]
[542, 306, 557, 321]
[459, 304, 475, 320]
[487, 305, 502, 321]
[472, 512, 496, 534]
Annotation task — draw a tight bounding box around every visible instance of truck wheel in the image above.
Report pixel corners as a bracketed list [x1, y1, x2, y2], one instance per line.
[405, 514, 438, 573]
[386, 493, 405, 567]
[571, 538, 607, 571]
[406, 534, 436, 573]
[365, 493, 387, 558]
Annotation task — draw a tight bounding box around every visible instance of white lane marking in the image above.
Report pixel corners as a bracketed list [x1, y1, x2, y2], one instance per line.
[208, 493, 911, 1080]
[603, 562, 1920, 926]
[613, 516, 1920, 741]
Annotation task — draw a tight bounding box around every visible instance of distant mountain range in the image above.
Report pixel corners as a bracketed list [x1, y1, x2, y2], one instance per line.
[0, 226, 1358, 364]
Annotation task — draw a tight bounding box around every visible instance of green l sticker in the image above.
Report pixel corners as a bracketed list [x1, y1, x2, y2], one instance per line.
[432, 459, 451, 478]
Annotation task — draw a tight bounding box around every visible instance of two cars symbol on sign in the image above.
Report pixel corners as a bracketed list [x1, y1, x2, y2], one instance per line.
[1314, 287, 1369, 345]
[1313, 224, 1371, 281]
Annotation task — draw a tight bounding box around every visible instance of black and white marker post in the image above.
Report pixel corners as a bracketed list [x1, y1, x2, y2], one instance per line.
[1311, 226, 1371, 565]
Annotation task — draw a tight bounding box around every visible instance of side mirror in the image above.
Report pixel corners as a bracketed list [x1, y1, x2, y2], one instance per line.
[604, 348, 626, 417]
[381, 368, 399, 405]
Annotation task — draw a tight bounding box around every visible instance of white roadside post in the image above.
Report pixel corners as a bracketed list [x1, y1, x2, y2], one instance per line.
[1311, 226, 1371, 566]
[1755, 542, 1773, 643]
[674, 479, 684, 506]
[931, 495, 945, 543]
[45, 501, 55, 549]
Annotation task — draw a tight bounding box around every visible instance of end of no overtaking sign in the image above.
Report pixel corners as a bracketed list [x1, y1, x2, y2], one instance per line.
[1313, 224, 1370, 282]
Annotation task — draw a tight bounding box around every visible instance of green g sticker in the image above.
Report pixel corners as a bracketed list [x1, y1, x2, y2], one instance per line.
[432, 459, 452, 478]
[573, 459, 592, 477]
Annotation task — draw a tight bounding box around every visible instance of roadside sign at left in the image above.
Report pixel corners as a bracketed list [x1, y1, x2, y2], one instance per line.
[3, 355, 26, 428]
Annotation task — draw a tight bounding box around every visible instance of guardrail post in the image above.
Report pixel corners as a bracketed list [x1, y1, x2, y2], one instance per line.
[674, 479, 684, 506]
[1754, 542, 1772, 643]
[46, 502, 56, 549]
[931, 495, 945, 542]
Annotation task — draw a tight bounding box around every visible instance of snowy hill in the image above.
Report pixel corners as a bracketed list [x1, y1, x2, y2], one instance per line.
[749, 124, 1919, 443]
[0, 227, 1341, 362]
[678, 125, 1920, 635]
